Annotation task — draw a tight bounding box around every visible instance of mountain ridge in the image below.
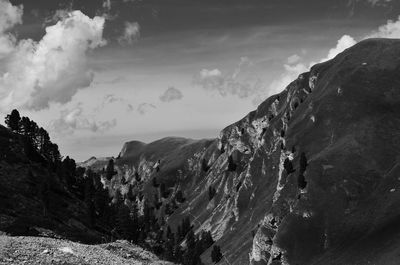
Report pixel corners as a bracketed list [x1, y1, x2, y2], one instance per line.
[80, 38, 400, 265]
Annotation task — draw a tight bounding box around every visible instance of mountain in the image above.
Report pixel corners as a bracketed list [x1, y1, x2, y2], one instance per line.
[81, 38, 400, 265]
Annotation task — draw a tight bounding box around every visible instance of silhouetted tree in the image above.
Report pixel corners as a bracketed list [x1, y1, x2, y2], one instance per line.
[5, 109, 21, 133]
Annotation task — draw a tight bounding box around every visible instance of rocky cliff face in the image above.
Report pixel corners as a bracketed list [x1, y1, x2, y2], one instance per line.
[84, 38, 400, 265]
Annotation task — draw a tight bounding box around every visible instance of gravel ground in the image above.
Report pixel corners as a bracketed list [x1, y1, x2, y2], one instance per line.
[0, 235, 175, 265]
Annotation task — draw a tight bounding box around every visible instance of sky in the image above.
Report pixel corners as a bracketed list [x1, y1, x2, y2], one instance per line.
[1, 0, 400, 161]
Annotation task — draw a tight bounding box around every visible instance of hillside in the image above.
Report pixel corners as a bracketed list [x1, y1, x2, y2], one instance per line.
[0, 117, 174, 264]
[0, 235, 174, 265]
[81, 38, 400, 265]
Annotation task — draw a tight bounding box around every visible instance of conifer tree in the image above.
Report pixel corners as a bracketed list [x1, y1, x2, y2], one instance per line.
[283, 158, 295, 174]
[211, 245, 223, 264]
[5, 109, 21, 133]
[299, 152, 308, 174]
[106, 159, 117, 180]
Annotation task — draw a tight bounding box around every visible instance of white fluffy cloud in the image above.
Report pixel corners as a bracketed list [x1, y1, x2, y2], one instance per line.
[0, 0, 22, 59]
[50, 105, 117, 135]
[367, 15, 400, 38]
[267, 16, 400, 96]
[0, 4, 106, 112]
[119, 21, 140, 45]
[321, 35, 357, 62]
[159, 87, 183, 102]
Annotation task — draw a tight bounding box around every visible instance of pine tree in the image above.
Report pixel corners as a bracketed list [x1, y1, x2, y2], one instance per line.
[164, 228, 175, 261]
[106, 159, 117, 180]
[160, 183, 169, 198]
[5, 109, 21, 133]
[283, 158, 295, 174]
[183, 229, 198, 265]
[211, 245, 223, 264]
[227, 155, 237, 172]
[135, 171, 141, 182]
[176, 190, 185, 203]
[116, 202, 134, 240]
[200, 230, 214, 250]
[299, 152, 308, 174]
[208, 186, 216, 201]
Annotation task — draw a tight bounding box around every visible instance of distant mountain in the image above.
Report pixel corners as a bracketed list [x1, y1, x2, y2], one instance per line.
[82, 38, 400, 265]
[77, 156, 113, 171]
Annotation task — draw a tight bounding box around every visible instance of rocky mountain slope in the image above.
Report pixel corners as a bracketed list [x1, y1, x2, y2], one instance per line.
[81, 38, 400, 265]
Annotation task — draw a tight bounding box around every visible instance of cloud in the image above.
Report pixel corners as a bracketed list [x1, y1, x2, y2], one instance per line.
[287, 54, 301, 65]
[0, 5, 106, 112]
[159, 86, 183, 102]
[367, 15, 400, 38]
[193, 68, 224, 90]
[363, 0, 392, 6]
[193, 57, 263, 99]
[0, 0, 23, 59]
[320, 35, 357, 62]
[95, 94, 124, 111]
[137, 103, 156, 115]
[266, 15, 400, 96]
[50, 105, 117, 135]
[118, 21, 140, 45]
[103, 0, 112, 11]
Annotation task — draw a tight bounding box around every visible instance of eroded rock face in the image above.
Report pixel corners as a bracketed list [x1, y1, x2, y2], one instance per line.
[87, 38, 400, 265]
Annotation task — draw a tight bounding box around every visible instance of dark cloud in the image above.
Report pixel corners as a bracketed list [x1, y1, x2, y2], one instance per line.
[137, 103, 156, 115]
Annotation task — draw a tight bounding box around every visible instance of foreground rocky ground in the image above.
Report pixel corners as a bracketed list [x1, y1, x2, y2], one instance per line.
[0, 235, 174, 265]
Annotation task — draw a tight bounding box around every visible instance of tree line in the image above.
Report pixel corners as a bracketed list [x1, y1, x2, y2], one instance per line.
[3, 109, 224, 264]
